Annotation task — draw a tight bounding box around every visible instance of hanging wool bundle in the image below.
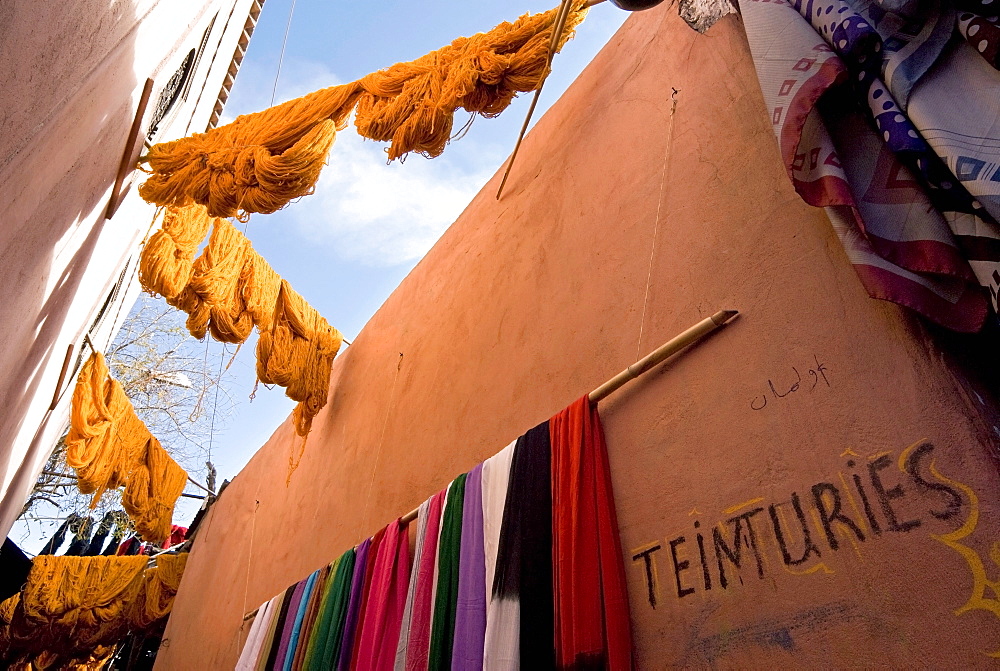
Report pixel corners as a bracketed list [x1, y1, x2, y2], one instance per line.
[127, 553, 188, 630]
[0, 555, 188, 669]
[186, 218, 255, 342]
[65, 353, 151, 505]
[138, 0, 588, 220]
[8, 555, 147, 655]
[121, 438, 188, 545]
[257, 279, 344, 436]
[137, 203, 214, 301]
[66, 352, 188, 543]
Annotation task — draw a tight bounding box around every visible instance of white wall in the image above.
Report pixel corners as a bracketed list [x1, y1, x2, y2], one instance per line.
[0, 0, 259, 538]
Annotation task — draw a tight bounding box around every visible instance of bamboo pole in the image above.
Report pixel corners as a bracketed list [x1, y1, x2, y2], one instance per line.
[588, 309, 737, 402]
[397, 309, 737, 525]
[244, 308, 738, 620]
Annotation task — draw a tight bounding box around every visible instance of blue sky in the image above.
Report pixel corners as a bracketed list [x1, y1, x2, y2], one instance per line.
[195, 1, 629, 501]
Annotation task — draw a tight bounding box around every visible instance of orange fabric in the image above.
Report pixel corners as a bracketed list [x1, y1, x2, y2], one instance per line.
[550, 396, 633, 670]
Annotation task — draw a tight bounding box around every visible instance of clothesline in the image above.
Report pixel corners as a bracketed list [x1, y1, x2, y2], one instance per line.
[243, 308, 737, 620]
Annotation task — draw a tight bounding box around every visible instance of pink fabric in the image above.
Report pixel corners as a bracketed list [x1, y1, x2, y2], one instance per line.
[353, 519, 412, 671]
[405, 489, 446, 671]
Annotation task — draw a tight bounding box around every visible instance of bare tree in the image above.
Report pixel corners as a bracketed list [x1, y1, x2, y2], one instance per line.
[18, 293, 236, 538]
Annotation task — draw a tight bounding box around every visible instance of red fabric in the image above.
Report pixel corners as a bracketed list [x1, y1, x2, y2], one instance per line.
[162, 525, 187, 549]
[550, 396, 633, 670]
[352, 519, 411, 671]
[405, 489, 446, 671]
[349, 525, 386, 670]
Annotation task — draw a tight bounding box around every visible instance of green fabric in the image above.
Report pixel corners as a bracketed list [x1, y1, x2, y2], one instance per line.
[304, 548, 356, 671]
[300, 558, 338, 670]
[428, 473, 467, 671]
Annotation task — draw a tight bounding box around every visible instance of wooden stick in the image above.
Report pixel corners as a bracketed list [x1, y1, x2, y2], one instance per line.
[496, 0, 575, 200]
[243, 308, 738, 620]
[106, 78, 155, 219]
[589, 309, 737, 402]
[49, 343, 75, 411]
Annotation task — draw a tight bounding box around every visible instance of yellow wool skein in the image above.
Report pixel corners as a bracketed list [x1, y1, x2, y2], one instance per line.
[0, 555, 189, 669]
[137, 203, 214, 301]
[121, 438, 187, 545]
[65, 353, 150, 505]
[128, 554, 188, 630]
[66, 352, 188, 543]
[138, 1, 588, 220]
[257, 279, 344, 437]
[139, 214, 341, 437]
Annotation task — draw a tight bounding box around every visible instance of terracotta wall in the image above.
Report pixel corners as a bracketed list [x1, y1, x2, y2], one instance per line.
[0, 0, 255, 536]
[158, 7, 1000, 667]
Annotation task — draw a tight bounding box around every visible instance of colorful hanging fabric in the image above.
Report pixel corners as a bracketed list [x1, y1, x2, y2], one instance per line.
[353, 520, 411, 671]
[263, 586, 297, 670]
[429, 472, 468, 670]
[400, 490, 446, 670]
[741, 0, 1000, 332]
[281, 570, 319, 670]
[393, 499, 428, 668]
[273, 579, 308, 669]
[137, 1, 590, 221]
[305, 549, 355, 670]
[481, 442, 516, 671]
[347, 526, 386, 669]
[492, 422, 554, 668]
[452, 463, 486, 671]
[336, 537, 372, 671]
[237, 595, 278, 671]
[550, 396, 633, 669]
[292, 565, 331, 671]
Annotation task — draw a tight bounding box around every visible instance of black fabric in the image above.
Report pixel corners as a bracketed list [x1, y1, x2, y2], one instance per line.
[119, 536, 144, 556]
[84, 512, 118, 556]
[493, 420, 554, 669]
[0, 538, 31, 601]
[64, 516, 95, 556]
[263, 586, 295, 670]
[38, 514, 80, 555]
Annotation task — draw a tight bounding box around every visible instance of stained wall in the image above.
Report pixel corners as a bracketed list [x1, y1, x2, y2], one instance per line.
[158, 6, 1000, 667]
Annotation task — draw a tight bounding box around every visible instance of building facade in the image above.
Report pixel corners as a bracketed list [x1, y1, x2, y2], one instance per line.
[0, 0, 263, 537]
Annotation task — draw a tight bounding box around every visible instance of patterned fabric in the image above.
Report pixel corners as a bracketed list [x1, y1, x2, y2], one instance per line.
[741, 0, 1000, 331]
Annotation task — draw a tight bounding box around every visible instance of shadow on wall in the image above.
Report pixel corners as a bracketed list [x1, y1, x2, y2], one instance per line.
[0, 0, 141, 478]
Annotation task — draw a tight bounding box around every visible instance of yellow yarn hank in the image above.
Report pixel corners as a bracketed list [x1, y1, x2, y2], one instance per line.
[15, 555, 146, 653]
[138, 0, 588, 220]
[65, 353, 149, 505]
[137, 203, 213, 301]
[0, 555, 189, 668]
[66, 352, 188, 543]
[127, 553, 188, 630]
[121, 438, 188, 545]
[257, 279, 344, 437]
[140, 215, 340, 437]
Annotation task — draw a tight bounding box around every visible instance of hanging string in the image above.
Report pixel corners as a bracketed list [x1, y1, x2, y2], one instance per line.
[270, 0, 299, 107]
[636, 87, 679, 358]
[358, 352, 404, 538]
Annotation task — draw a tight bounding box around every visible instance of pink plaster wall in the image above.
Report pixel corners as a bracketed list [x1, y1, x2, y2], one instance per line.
[157, 7, 1000, 667]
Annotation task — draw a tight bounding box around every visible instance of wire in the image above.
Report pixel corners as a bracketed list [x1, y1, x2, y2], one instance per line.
[269, 0, 298, 107]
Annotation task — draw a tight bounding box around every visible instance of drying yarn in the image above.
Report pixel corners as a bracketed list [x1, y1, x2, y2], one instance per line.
[138, 1, 588, 220]
[66, 352, 187, 543]
[0, 554, 189, 669]
[137, 203, 213, 301]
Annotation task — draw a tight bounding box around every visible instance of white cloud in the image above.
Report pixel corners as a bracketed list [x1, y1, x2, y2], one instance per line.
[286, 124, 497, 266]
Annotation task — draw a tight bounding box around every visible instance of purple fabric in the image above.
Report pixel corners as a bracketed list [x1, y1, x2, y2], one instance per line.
[337, 537, 372, 671]
[273, 579, 307, 670]
[451, 463, 486, 671]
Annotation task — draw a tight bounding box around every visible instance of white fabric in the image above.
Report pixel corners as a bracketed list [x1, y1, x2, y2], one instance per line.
[394, 498, 430, 671]
[235, 595, 275, 670]
[481, 441, 518, 671]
